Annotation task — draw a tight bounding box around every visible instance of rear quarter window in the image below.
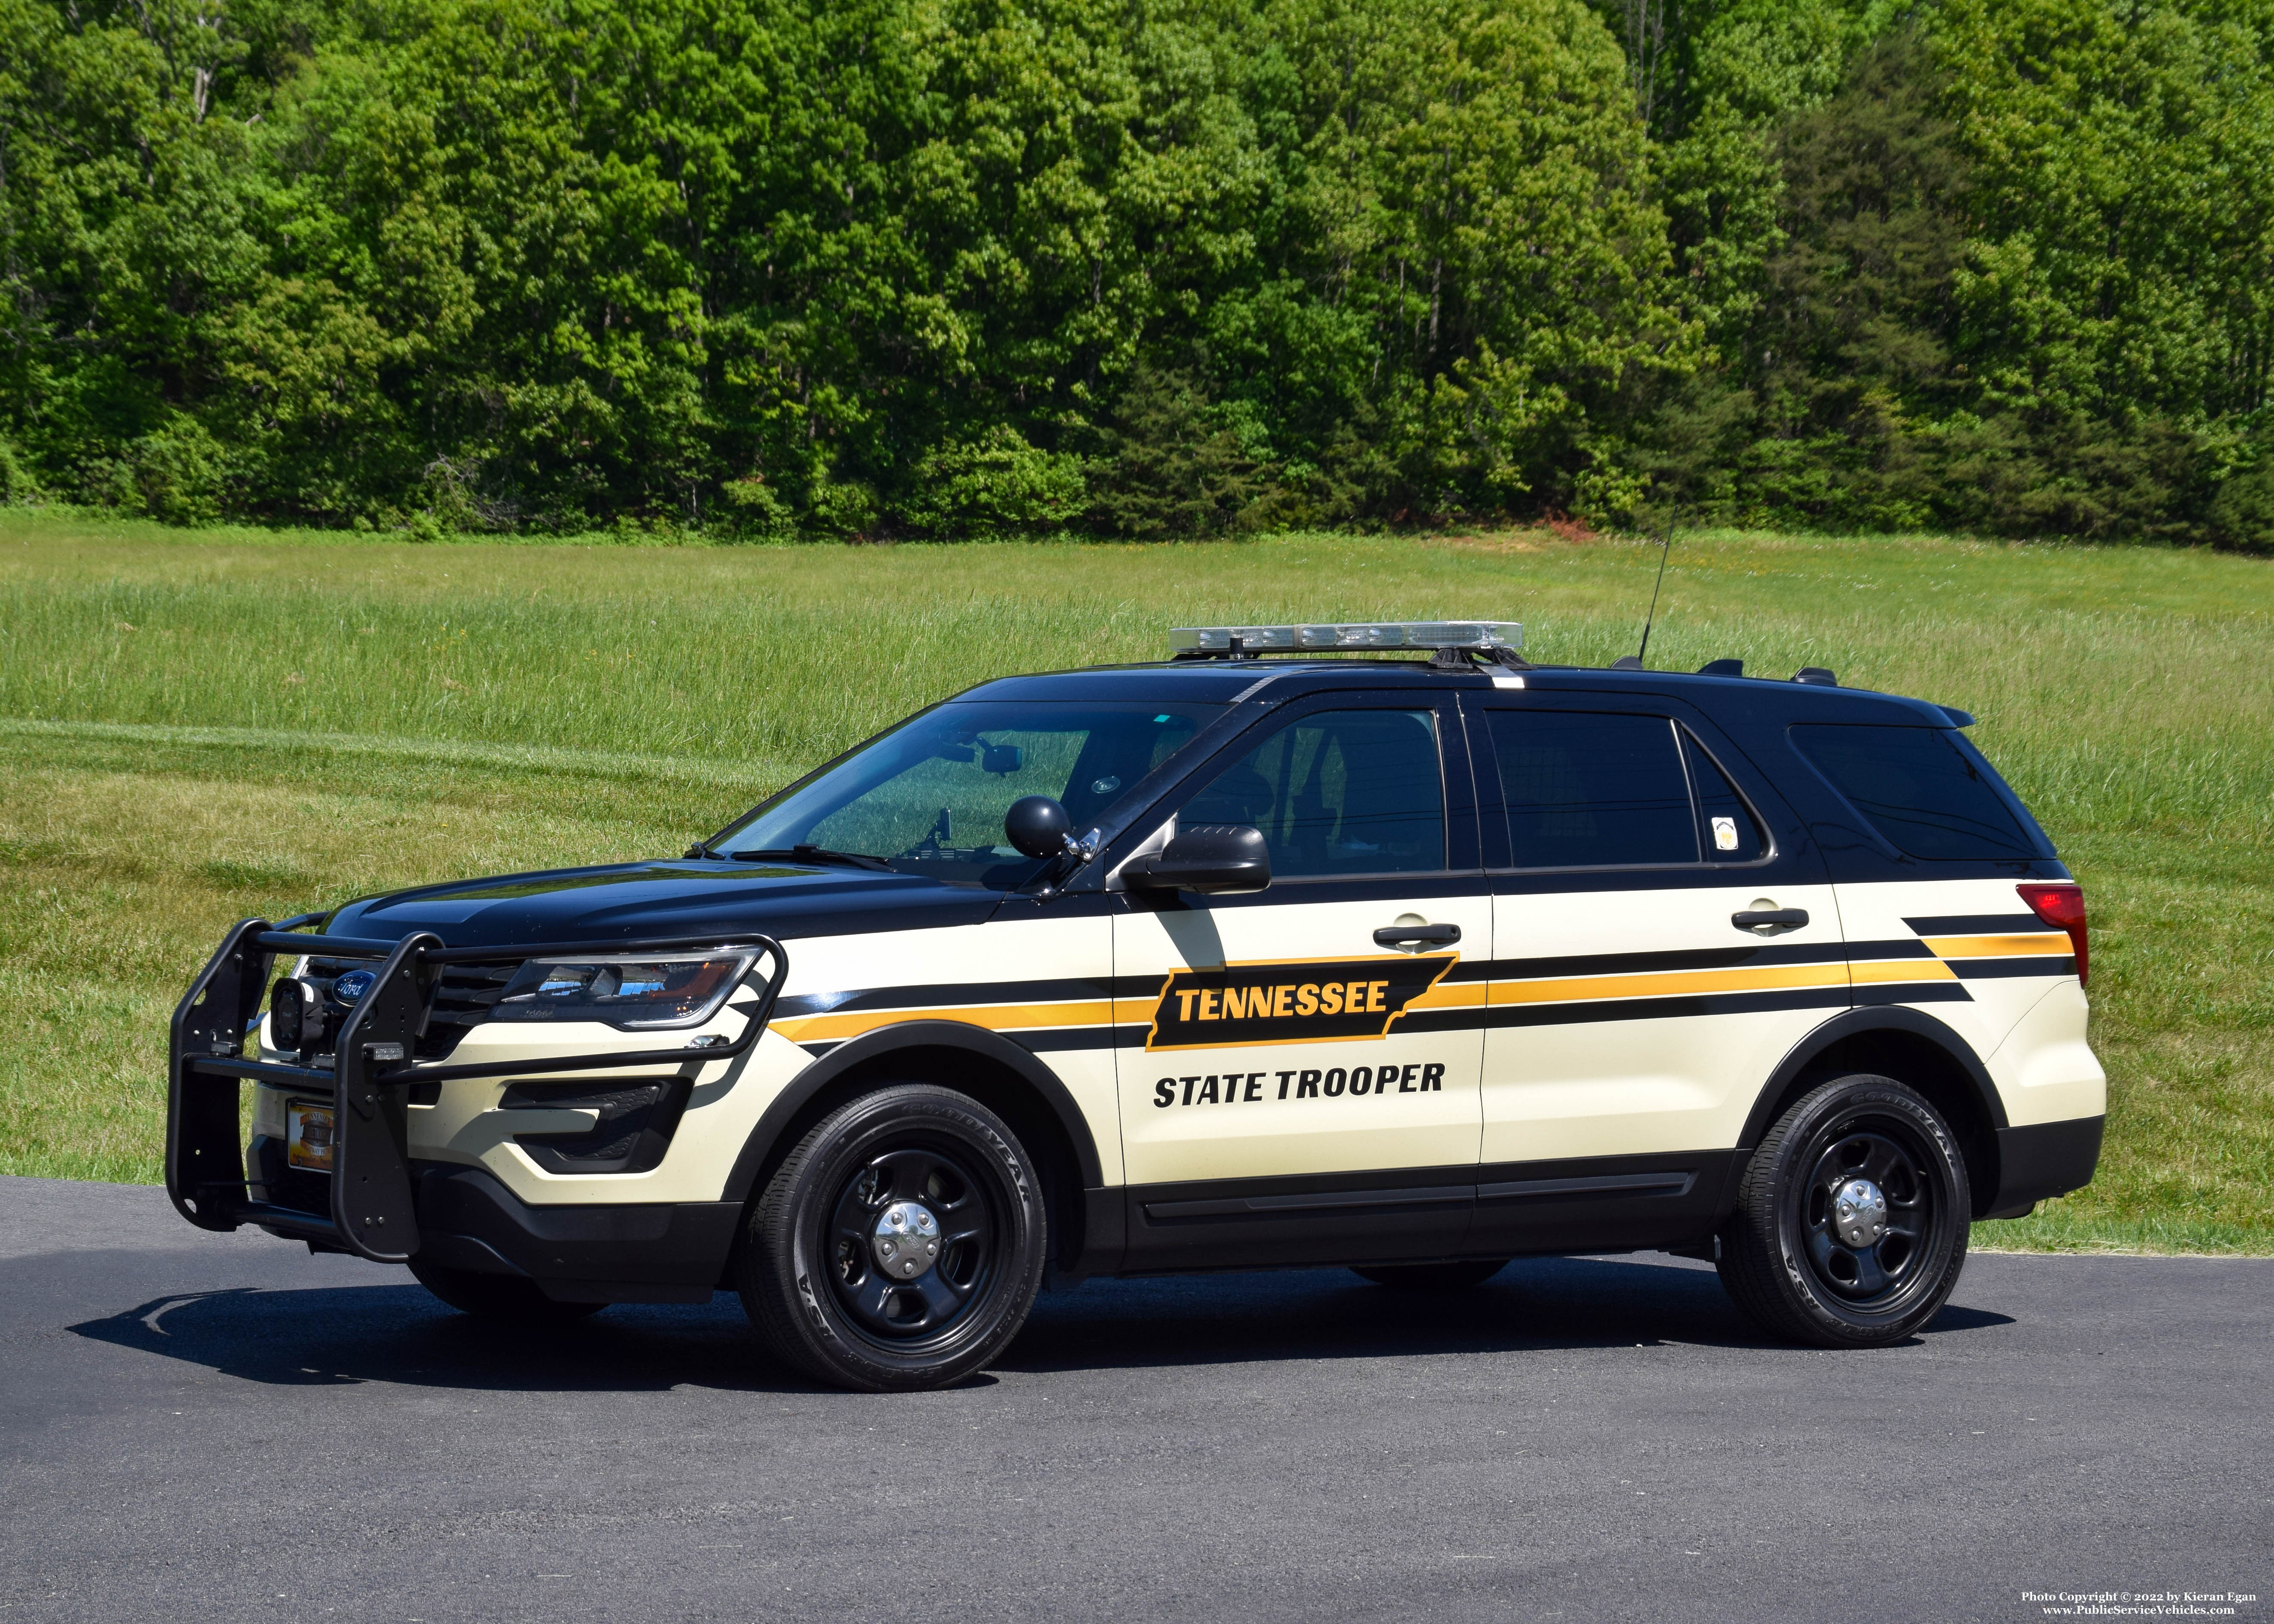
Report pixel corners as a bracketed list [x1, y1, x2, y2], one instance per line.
[1790, 723, 2052, 860]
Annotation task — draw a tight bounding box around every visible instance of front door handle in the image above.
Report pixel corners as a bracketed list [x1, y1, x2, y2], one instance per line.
[1732, 908, 1809, 931]
[1373, 922, 1462, 948]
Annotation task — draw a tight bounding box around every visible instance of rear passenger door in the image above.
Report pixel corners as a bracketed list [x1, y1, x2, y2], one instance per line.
[1468, 695, 1845, 1251]
[1111, 695, 1491, 1268]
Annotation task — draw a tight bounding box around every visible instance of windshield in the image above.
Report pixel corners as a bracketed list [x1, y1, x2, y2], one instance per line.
[714, 700, 1226, 887]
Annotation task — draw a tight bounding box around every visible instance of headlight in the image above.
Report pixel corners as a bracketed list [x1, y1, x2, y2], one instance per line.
[492, 952, 755, 1030]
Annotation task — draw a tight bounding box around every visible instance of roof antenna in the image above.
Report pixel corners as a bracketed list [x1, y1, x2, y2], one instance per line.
[1625, 509, 1679, 670]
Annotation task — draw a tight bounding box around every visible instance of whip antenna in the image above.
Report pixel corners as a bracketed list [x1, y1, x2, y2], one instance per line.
[1635, 510, 1678, 667]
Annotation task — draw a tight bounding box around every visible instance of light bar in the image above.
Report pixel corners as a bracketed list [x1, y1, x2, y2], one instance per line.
[1169, 620, 1522, 655]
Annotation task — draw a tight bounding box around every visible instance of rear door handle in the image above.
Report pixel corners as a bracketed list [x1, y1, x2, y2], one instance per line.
[1732, 908, 1809, 930]
[1373, 923, 1462, 948]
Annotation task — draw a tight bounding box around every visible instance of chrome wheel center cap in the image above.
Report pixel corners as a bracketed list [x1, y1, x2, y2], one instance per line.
[1831, 1178, 1889, 1248]
[872, 1201, 941, 1279]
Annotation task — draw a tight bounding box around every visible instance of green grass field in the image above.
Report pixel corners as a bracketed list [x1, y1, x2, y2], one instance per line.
[3, 507, 2268, 1252]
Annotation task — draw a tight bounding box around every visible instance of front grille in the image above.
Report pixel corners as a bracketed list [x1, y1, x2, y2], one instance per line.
[299, 956, 519, 1061]
[421, 961, 517, 1059]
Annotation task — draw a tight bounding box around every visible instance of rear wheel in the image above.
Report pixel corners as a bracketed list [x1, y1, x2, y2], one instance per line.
[408, 1258, 604, 1325]
[738, 1084, 1046, 1392]
[1718, 1074, 1970, 1348]
[1352, 1259, 1510, 1292]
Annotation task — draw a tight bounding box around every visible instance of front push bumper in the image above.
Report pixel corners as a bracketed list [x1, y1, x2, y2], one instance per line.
[166, 918, 787, 1266]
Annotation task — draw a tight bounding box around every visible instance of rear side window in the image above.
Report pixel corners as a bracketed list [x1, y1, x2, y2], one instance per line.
[1791, 724, 2049, 860]
[1488, 711, 1698, 868]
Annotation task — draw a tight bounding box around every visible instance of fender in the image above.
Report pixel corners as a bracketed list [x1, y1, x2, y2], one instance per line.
[721, 1020, 1107, 1206]
[1738, 1005, 2008, 1151]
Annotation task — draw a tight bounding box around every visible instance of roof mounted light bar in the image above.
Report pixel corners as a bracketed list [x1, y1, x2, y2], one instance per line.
[1170, 620, 1523, 658]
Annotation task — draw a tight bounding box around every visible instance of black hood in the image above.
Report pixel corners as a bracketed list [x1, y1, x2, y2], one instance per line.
[321, 859, 1001, 949]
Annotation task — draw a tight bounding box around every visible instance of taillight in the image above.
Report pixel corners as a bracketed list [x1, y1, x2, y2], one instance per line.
[2016, 881, 2088, 987]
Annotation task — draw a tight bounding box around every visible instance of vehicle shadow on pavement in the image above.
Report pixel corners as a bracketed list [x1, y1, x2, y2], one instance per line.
[66, 1282, 819, 1395]
[1008, 1256, 1851, 1371]
[64, 1255, 2013, 1389]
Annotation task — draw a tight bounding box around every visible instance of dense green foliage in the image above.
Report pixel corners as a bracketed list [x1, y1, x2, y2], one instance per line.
[1, 0, 2270, 541]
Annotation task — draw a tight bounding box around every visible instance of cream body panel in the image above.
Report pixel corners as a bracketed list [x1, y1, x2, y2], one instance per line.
[257, 910, 1122, 1208]
[1985, 980, 2106, 1127]
[766, 911, 1120, 1186]
[1483, 880, 1843, 1162]
[1832, 877, 2078, 1063]
[1113, 890, 1488, 1184]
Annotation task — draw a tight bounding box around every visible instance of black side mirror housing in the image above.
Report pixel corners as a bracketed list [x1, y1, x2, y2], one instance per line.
[1122, 824, 1271, 894]
[1004, 795, 1073, 860]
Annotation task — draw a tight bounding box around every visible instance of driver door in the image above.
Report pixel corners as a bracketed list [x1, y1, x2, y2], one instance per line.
[1110, 696, 1490, 1269]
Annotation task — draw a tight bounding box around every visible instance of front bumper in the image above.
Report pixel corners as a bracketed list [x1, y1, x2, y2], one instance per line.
[167, 918, 786, 1264]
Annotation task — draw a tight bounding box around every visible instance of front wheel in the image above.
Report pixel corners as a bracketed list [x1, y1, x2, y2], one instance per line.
[738, 1084, 1046, 1392]
[1717, 1074, 1971, 1348]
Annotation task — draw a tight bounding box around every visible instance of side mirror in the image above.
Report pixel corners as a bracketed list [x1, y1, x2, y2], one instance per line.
[1004, 795, 1073, 860]
[1122, 824, 1271, 894]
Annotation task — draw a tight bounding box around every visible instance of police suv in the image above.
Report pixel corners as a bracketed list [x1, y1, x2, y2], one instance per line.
[167, 622, 2103, 1390]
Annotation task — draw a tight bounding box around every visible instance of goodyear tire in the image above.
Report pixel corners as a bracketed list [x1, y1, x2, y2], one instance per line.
[738, 1084, 1046, 1392]
[1718, 1074, 1970, 1348]
[1352, 1259, 1509, 1291]
[408, 1257, 604, 1325]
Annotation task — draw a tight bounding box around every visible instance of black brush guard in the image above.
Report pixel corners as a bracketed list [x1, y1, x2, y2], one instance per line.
[166, 921, 789, 1263]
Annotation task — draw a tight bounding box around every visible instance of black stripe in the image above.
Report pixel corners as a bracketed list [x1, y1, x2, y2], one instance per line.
[1451, 984, 1857, 1031]
[773, 973, 1163, 1018]
[1903, 913, 2047, 935]
[1844, 938, 1938, 962]
[1016, 1026, 1143, 1053]
[1949, 956, 2075, 980]
[1854, 981, 1975, 1006]
[1443, 939, 1852, 984]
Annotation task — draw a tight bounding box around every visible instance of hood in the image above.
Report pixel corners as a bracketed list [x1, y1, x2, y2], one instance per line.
[321, 858, 1001, 950]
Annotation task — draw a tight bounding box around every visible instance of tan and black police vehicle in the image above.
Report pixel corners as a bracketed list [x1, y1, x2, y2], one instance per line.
[166, 622, 2103, 1390]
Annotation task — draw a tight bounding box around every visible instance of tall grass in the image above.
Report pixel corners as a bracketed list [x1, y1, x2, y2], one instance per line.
[3, 513, 2270, 1246]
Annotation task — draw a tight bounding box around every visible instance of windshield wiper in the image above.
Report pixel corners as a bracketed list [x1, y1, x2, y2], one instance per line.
[729, 845, 898, 872]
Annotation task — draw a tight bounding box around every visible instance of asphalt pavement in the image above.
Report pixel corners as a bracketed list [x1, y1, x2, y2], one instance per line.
[2, 1174, 2267, 1624]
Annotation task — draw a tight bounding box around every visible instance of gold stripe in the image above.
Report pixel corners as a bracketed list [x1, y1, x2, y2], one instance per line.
[1850, 958, 1960, 985]
[771, 1000, 1116, 1044]
[1406, 981, 1489, 1011]
[777, 951, 1977, 1046]
[1922, 932, 2071, 959]
[1488, 962, 1851, 1006]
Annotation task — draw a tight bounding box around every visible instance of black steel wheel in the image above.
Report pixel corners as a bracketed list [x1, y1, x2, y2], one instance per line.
[1351, 1259, 1510, 1292]
[408, 1257, 604, 1325]
[1717, 1074, 1970, 1348]
[738, 1084, 1046, 1391]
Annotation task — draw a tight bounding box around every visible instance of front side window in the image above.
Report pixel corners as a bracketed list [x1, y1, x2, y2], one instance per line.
[1791, 723, 2050, 860]
[716, 701, 1223, 887]
[1489, 710, 1699, 868]
[1182, 708, 1445, 878]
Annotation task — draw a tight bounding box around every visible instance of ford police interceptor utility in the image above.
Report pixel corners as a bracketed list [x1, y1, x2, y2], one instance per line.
[166, 622, 2103, 1391]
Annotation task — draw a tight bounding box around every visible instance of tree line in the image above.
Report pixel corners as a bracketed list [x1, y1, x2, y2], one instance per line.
[2, 0, 2271, 543]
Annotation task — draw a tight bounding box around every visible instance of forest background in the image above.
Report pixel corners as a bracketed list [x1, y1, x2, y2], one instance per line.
[3, 0, 2273, 545]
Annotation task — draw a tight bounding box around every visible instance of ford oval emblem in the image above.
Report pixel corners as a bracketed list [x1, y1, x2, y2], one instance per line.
[333, 969, 378, 1005]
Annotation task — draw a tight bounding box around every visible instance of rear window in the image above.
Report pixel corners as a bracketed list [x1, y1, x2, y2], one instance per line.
[1791, 724, 2050, 860]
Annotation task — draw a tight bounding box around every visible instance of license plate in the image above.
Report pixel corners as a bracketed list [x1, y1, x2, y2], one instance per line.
[286, 1100, 336, 1173]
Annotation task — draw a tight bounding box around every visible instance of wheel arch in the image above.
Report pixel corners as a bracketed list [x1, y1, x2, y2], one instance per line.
[1739, 1008, 2007, 1218]
[723, 1021, 1106, 1274]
